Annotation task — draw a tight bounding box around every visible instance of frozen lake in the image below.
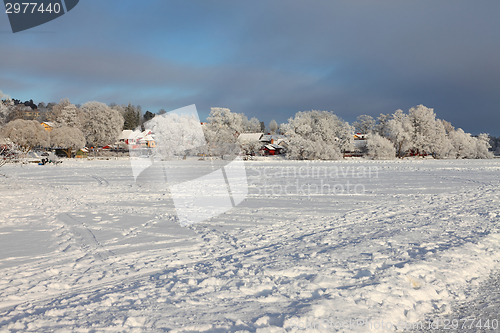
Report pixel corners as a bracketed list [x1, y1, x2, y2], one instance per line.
[0, 158, 499, 332]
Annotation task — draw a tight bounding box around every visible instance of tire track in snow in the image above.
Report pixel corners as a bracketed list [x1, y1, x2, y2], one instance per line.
[58, 213, 115, 261]
[90, 175, 109, 186]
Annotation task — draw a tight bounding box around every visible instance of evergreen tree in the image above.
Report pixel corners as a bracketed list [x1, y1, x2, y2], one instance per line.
[123, 103, 141, 130]
[143, 111, 155, 122]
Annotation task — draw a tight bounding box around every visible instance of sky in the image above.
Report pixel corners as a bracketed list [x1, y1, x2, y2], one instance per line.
[1, 0, 499, 135]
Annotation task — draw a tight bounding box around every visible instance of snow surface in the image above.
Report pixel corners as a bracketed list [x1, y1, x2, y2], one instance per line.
[0, 158, 500, 332]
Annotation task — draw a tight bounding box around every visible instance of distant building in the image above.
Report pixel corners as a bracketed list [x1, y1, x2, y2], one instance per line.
[345, 133, 367, 157]
[118, 129, 155, 149]
[237, 133, 264, 142]
[41, 122, 55, 132]
[25, 109, 40, 119]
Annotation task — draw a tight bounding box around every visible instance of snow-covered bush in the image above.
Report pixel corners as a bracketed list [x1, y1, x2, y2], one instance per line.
[280, 110, 353, 160]
[366, 133, 395, 159]
[239, 140, 263, 156]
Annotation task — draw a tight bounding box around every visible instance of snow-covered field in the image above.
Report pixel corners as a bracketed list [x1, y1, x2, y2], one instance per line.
[1, 158, 499, 332]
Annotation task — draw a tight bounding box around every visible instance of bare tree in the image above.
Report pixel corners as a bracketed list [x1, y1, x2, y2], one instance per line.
[0, 142, 12, 176]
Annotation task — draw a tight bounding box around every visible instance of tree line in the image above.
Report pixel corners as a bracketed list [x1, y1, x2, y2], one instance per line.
[0, 90, 497, 160]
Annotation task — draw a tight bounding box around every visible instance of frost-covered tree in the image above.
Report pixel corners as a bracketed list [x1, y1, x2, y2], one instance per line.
[474, 133, 494, 159]
[436, 128, 492, 159]
[0, 90, 12, 126]
[50, 126, 86, 158]
[366, 133, 395, 159]
[489, 136, 500, 156]
[407, 105, 451, 157]
[146, 113, 206, 159]
[440, 119, 455, 135]
[4, 104, 25, 123]
[386, 109, 412, 158]
[81, 101, 124, 147]
[375, 113, 392, 138]
[0, 101, 10, 127]
[353, 115, 375, 134]
[448, 128, 475, 158]
[429, 120, 453, 158]
[280, 110, 353, 160]
[207, 107, 244, 133]
[1, 119, 48, 150]
[243, 117, 262, 133]
[269, 119, 278, 134]
[47, 98, 72, 122]
[206, 108, 260, 134]
[386, 106, 452, 158]
[203, 107, 243, 157]
[55, 103, 81, 129]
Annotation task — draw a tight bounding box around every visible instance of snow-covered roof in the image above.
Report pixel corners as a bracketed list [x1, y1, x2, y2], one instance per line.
[119, 130, 134, 141]
[238, 133, 263, 142]
[263, 144, 284, 150]
[140, 135, 154, 143]
[354, 133, 367, 140]
[260, 134, 286, 142]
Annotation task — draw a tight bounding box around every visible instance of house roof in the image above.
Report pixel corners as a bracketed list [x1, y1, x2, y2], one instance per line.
[238, 133, 263, 142]
[354, 133, 367, 140]
[119, 130, 134, 141]
[263, 144, 284, 150]
[140, 134, 154, 142]
[260, 134, 286, 142]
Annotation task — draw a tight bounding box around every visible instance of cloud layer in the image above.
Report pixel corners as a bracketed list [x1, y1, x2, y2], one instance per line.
[1, 0, 499, 135]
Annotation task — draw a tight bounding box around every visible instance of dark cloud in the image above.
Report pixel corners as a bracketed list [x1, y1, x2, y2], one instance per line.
[1, 0, 499, 135]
